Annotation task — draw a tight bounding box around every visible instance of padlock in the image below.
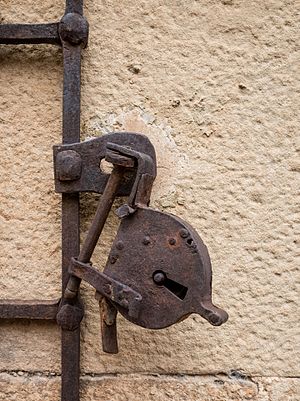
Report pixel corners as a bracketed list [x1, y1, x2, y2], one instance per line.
[99, 142, 228, 352]
[56, 133, 228, 354]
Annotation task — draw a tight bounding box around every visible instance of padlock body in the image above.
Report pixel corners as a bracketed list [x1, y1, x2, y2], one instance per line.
[104, 207, 216, 329]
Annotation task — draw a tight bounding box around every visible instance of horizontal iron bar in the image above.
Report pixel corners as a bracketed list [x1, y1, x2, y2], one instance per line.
[0, 23, 60, 45]
[0, 299, 59, 320]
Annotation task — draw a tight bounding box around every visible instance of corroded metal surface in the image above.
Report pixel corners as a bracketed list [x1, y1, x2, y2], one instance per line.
[0, 299, 59, 320]
[59, 134, 227, 352]
[61, 141, 147, 302]
[0, 23, 60, 45]
[104, 207, 228, 329]
[54, 132, 156, 195]
[69, 258, 142, 318]
[59, 13, 89, 47]
[59, 4, 86, 401]
[59, 137, 157, 355]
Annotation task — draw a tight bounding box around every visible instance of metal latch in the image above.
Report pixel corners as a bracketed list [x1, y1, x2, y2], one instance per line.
[54, 132, 228, 353]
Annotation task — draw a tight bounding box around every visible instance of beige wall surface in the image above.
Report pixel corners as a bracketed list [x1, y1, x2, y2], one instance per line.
[0, 0, 299, 400]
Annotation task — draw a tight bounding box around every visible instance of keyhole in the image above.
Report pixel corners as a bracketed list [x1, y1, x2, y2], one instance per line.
[152, 270, 188, 300]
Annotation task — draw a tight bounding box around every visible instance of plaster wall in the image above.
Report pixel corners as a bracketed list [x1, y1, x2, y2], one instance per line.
[0, 1, 299, 400]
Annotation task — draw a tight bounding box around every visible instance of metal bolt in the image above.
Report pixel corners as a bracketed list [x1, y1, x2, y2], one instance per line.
[153, 271, 166, 285]
[179, 228, 189, 238]
[143, 236, 151, 245]
[169, 238, 176, 245]
[116, 240, 124, 250]
[59, 13, 89, 47]
[56, 150, 82, 181]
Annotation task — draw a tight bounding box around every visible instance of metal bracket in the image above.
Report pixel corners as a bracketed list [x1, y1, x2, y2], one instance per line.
[53, 132, 156, 195]
[69, 258, 142, 319]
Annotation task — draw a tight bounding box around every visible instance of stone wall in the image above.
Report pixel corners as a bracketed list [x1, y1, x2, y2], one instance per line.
[0, 0, 299, 400]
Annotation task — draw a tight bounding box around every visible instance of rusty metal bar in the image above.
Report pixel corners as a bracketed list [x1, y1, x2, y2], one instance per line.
[79, 166, 125, 263]
[66, 0, 84, 15]
[64, 165, 126, 300]
[60, 8, 84, 399]
[99, 298, 118, 354]
[0, 299, 59, 320]
[61, 46, 82, 149]
[0, 23, 60, 45]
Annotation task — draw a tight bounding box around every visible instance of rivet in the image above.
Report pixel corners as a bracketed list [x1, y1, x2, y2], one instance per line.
[143, 236, 151, 245]
[180, 229, 189, 238]
[169, 238, 176, 245]
[116, 240, 124, 250]
[59, 13, 89, 47]
[56, 150, 82, 181]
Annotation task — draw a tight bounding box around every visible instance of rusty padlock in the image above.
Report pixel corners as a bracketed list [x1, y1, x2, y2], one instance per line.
[99, 143, 228, 352]
[103, 207, 228, 330]
[57, 134, 228, 353]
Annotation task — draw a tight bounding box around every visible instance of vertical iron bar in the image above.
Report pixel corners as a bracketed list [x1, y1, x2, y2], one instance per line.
[62, 45, 81, 151]
[61, 3, 86, 400]
[61, 41, 82, 401]
[65, 0, 84, 15]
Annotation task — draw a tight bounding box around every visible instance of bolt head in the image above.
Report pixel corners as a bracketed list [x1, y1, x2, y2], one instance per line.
[143, 236, 151, 245]
[56, 150, 82, 181]
[169, 238, 176, 245]
[59, 13, 89, 46]
[179, 228, 189, 238]
[116, 240, 124, 250]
